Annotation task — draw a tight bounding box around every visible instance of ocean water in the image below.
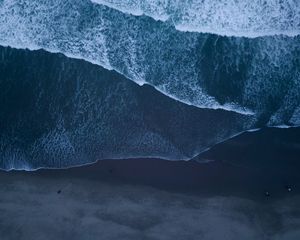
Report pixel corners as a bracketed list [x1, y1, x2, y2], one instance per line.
[0, 0, 299, 169]
[0, 47, 254, 169]
[92, 0, 300, 37]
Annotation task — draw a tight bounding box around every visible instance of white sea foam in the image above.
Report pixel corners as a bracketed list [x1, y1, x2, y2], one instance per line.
[0, 0, 299, 119]
[290, 107, 300, 125]
[91, 0, 300, 38]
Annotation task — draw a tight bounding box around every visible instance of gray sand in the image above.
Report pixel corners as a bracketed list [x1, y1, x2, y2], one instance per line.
[0, 167, 300, 240]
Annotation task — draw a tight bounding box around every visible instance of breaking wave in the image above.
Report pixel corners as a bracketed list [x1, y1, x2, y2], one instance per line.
[0, 0, 299, 123]
[0, 47, 255, 170]
[91, 0, 300, 37]
[0, 0, 299, 169]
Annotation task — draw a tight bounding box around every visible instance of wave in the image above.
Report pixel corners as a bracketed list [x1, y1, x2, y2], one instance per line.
[0, 47, 255, 170]
[0, 0, 299, 124]
[91, 0, 300, 38]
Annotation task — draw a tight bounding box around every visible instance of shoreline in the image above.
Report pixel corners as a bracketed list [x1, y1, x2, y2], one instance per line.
[2, 156, 299, 202]
[1, 127, 300, 239]
[3, 126, 300, 201]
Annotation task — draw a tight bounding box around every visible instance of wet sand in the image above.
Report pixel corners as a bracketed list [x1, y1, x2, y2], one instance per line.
[8, 156, 298, 201]
[1, 127, 300, 239]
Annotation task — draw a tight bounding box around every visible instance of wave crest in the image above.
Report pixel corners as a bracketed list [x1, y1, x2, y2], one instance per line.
[91, 0, 300, 37]
[0, 0, 299, 123]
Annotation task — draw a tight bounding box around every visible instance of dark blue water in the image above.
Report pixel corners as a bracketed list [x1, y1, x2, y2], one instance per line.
[0, 0, 299, 170]
[0, 47, 254, 169]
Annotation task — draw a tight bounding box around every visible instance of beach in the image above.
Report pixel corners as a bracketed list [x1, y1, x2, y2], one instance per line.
[1, 127, 300, 240]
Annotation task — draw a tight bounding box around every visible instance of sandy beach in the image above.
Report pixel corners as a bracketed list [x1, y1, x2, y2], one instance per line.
[1, 127, 300, 240]
[0, 160, 300, 240]
[0, 1, 299, 239]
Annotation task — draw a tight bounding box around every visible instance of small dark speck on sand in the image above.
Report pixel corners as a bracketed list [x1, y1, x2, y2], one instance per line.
[57, 190, 62, 194]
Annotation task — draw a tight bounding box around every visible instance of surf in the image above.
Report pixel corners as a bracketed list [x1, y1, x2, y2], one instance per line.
[91, 0, 300, 38]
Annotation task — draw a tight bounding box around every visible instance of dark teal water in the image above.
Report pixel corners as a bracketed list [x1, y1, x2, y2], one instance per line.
[0, 47, 254, 169]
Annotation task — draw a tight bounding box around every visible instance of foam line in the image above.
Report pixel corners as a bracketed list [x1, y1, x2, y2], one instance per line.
[91, 0, 300, 38]
[0, 0, 299, 119]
